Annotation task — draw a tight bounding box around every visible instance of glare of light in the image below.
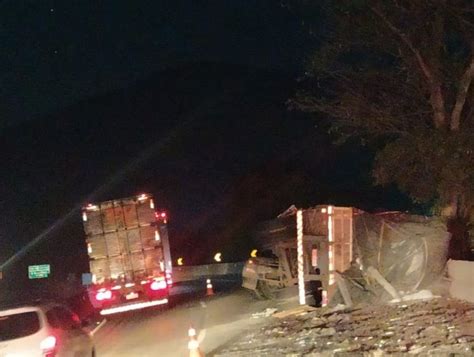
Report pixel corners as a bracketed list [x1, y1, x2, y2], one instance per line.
[111, 285, 121, 290]
[329, 245, 334, 271]
[327, 206, 335, 287]
[177, 257, 184, 266]
[82, 212, 88, 221]
[155, 230, 161, 241]
[188, 339, 200, 350]
[87, 243, 92, 254]
[214, 252, 222, 262]
[138, 194, 148, 201]
[100, 298, 168, 315]
[328, 208, 334, 242]
[149, 199, 155, 209]
[165, 271, 173, 286]
[96, 290, 112, 301]
[40, 336, 56, 350]
[150, 280, 167, 290]
[250, 249, 258, 258]
[321, 208, 327, 213]
[311, 248, 318, 267]
[322, 290, 328, 307]
[0, 121, 194, 274]
[125, 283, 135, 288]
[296, 209, 305, 305]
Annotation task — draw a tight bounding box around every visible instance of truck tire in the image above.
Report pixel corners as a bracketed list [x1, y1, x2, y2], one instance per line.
[256, 281, 278, 300]
[252, 285, 266, 300]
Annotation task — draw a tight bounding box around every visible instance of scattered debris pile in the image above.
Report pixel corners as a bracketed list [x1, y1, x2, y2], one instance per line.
[334, 212, 450, 306]
[217, 298, 474, 356]
[252, 308, 278, 319]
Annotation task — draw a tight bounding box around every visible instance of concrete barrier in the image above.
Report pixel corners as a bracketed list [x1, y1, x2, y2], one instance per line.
[172, 262, 244, 282]
[447, 259, 474, 303]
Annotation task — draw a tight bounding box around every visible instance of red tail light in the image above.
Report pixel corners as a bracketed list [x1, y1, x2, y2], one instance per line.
[96, 289, 112, 301]
[155, 211, 167, 220]
[40, 335, 57, 356]
[150, 280, 167, 291]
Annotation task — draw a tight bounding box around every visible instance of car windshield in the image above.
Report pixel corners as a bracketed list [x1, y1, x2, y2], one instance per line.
[0, 311, 40, 342]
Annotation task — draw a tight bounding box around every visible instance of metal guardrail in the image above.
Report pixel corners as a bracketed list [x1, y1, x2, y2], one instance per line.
[172, 262, 244, 282]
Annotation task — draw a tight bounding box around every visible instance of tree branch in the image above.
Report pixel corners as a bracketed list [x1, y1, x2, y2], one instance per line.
[370, 6, 447, 128]
[451, 56, 474, 130]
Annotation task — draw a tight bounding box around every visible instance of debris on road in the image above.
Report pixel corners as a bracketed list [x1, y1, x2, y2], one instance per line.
[273, 306, 316, 319]
[389, 289, 436, 303]
[252, 308, 278, 319]
[217, 298, 474, 356]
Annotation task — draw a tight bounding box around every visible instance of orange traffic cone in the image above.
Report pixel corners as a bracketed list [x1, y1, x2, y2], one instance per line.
[206, 279, 214, 296]
[188, 326, 204, 357]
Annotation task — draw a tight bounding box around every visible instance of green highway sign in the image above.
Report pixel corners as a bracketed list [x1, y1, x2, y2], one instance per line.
[28, 264, 50, 279]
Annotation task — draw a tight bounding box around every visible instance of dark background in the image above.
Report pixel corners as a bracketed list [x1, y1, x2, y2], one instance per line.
[0, 1, 413, 294]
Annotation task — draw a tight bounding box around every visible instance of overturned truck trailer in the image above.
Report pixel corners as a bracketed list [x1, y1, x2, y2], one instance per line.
[242, 205, 450, 304]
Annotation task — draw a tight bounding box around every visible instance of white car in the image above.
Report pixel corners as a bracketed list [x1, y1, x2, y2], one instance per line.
[0, 303, 95, 357]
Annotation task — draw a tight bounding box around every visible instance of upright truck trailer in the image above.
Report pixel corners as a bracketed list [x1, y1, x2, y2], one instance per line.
[81, 193, 172, 315]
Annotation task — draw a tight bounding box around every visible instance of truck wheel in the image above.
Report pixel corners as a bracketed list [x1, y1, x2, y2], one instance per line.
[256, 281, 278, 300]
[252, 285, 266, 300]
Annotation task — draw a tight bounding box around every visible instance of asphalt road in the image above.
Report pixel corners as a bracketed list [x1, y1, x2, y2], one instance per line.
[93, 280, 295, 357]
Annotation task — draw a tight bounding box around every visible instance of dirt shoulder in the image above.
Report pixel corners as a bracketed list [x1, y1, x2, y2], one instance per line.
[216, 297, 474, 356]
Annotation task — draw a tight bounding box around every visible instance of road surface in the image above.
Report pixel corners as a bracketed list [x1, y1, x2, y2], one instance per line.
[93, 280, 296, 356]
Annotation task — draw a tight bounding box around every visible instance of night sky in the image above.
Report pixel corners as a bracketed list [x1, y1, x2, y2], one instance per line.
[0, 1, 412, 291]
[1, 1, 310, 127]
